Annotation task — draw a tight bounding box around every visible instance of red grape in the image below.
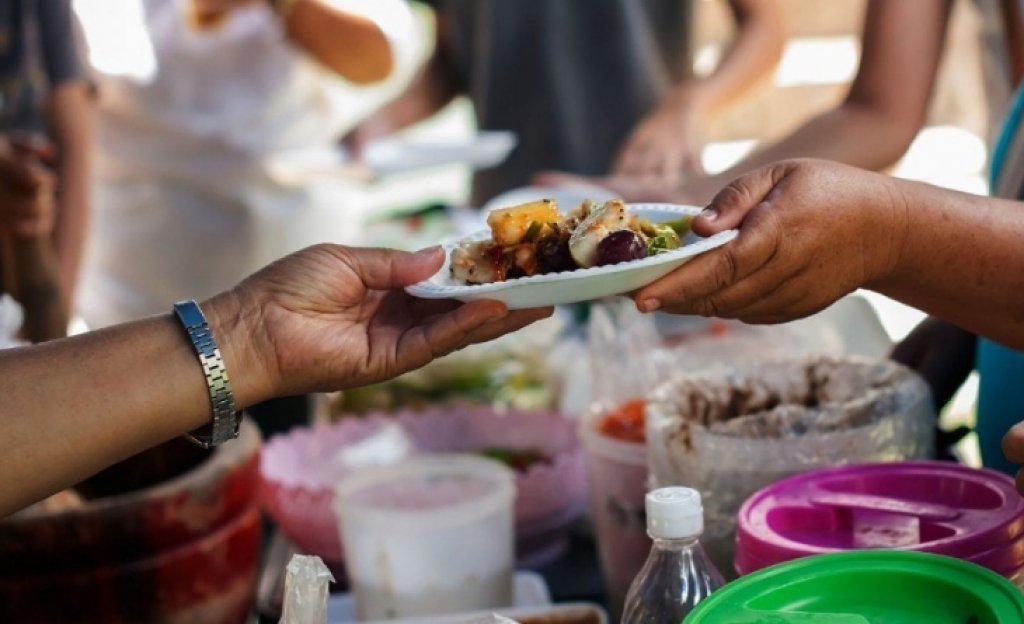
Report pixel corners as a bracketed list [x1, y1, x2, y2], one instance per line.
[596, 230, 647, 266]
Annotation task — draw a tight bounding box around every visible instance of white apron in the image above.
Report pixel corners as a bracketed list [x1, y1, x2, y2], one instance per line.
[74, 0, 371, 327]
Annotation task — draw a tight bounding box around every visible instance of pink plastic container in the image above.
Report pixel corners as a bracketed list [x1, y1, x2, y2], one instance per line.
[579, 406, 650, 621]
[259, 407, 586, 566]
[735, 461, 1024, 586]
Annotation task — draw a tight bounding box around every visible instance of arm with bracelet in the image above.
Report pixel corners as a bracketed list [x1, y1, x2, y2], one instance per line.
[0, 244, 552, 516]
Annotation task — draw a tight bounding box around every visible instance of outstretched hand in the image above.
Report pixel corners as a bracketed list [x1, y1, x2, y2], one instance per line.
[632, 159, 904, 323]
[612, 91, 706, 184]
[215, 244, 553, 402]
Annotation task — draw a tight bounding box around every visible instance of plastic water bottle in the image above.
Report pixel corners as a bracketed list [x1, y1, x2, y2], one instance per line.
[621, 487, 725, 623]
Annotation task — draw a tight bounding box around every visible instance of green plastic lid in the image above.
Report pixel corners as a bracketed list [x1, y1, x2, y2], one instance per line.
[685, 550, 1024, 623]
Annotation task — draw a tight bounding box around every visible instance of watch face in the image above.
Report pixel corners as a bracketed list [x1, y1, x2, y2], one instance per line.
[174, 300, 207, 328]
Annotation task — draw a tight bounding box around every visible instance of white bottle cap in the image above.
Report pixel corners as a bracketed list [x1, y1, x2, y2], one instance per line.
[645, 487, 703, 539]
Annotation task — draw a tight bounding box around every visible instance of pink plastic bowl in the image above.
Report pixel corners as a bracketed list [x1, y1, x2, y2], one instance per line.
[735, 461, 1024, 578]
[259, 407, 586, 565]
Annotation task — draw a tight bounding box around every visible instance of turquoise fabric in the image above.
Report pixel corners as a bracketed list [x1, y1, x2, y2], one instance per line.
[976, 84, 1024, 476]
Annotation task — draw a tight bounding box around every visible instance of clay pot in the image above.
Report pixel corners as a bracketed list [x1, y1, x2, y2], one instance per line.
[0, 419, 262, 623]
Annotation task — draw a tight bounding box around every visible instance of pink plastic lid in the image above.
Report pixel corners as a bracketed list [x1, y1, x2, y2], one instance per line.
[736, 461, 1024, 575]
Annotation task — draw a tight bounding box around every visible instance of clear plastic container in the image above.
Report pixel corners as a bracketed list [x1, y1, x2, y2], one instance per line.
[646, 356, 934, 576]
[621, 487, 725, 623]
[334, 455, 516, 621]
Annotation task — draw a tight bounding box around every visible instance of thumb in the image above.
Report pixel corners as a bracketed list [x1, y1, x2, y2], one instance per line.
[350, 246, 444, 291]
[693, 165, 782, 237]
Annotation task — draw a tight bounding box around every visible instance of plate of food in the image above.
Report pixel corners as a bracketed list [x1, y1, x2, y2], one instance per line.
[405, 199, 738, 309]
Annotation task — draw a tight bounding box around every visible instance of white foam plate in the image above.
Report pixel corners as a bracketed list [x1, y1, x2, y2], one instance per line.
[267, 131, 517, 183]
[405, 204, 738, 309]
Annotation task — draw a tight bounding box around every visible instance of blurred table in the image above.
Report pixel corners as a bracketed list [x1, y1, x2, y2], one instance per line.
[255, 522, 607, 623]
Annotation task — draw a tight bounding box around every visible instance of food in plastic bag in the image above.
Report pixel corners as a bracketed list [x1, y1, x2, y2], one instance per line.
[582, 302, 849, 613]
[279, 554, 334, 624]
[646, 356, 935, 577]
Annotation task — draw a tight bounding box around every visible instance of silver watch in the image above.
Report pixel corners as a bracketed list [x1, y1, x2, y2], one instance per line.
[174, 299, 241, 449]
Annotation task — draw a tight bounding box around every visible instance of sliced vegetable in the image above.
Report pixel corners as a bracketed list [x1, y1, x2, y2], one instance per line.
[486, 200, 562, 246]
[523, 220, 543, 242]
[660, 217, 693, 237]
[646, 222, 682, 255]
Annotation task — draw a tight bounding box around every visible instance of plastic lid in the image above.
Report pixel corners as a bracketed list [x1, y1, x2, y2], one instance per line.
[333, 454, 515, 528]
[688, 550, 1024, 623]
[735, 461, 1024, 575]
[646, 487, 703, 539]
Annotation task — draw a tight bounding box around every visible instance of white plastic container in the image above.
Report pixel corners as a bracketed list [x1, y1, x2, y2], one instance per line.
[334, 455, 516, 621]
[579, 406, 651, 621]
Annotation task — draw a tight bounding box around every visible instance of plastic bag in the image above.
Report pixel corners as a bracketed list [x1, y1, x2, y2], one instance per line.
[587, 300, 670, 409]
[646, 356, 935, 576]
[329, 421, 414, 473]
[587, 300, 843, 410]
[279, 554, 334, 624]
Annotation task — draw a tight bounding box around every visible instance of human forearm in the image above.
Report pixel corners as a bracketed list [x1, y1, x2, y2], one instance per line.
[50, 84, 94, 306]
[0, 293, 262, 515]
[688, 0, 783, 114]
[281, 0, 392, 84]
[685, 0, 951, 203]
[5, 236, 67, 342]
[689, 103, 925, 203]
[0, 245, 550, 515]
[872, 179, 1024, 349]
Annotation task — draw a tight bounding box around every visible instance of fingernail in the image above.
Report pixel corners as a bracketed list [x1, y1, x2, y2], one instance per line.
[699, 206, 719, 221]
[413, 245, 442, 257]
[638, 299, 661, 313]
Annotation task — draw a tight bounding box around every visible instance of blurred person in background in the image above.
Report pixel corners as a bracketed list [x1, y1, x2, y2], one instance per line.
[72, 0, 406, 331]
[344, 0, 783, 208]
[0, 0, 94, 342]
[0, 136, 65, 344]
[553, 0, 1024, 472]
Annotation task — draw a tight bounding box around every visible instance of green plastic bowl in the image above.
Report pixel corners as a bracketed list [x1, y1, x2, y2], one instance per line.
[685, 550, 1024, 623]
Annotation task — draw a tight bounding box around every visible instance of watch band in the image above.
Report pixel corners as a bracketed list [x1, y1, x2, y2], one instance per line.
[174, 299, 241, 449]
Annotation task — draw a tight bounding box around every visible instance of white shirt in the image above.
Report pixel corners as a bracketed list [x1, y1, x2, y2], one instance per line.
[73, 0, 400, 326]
